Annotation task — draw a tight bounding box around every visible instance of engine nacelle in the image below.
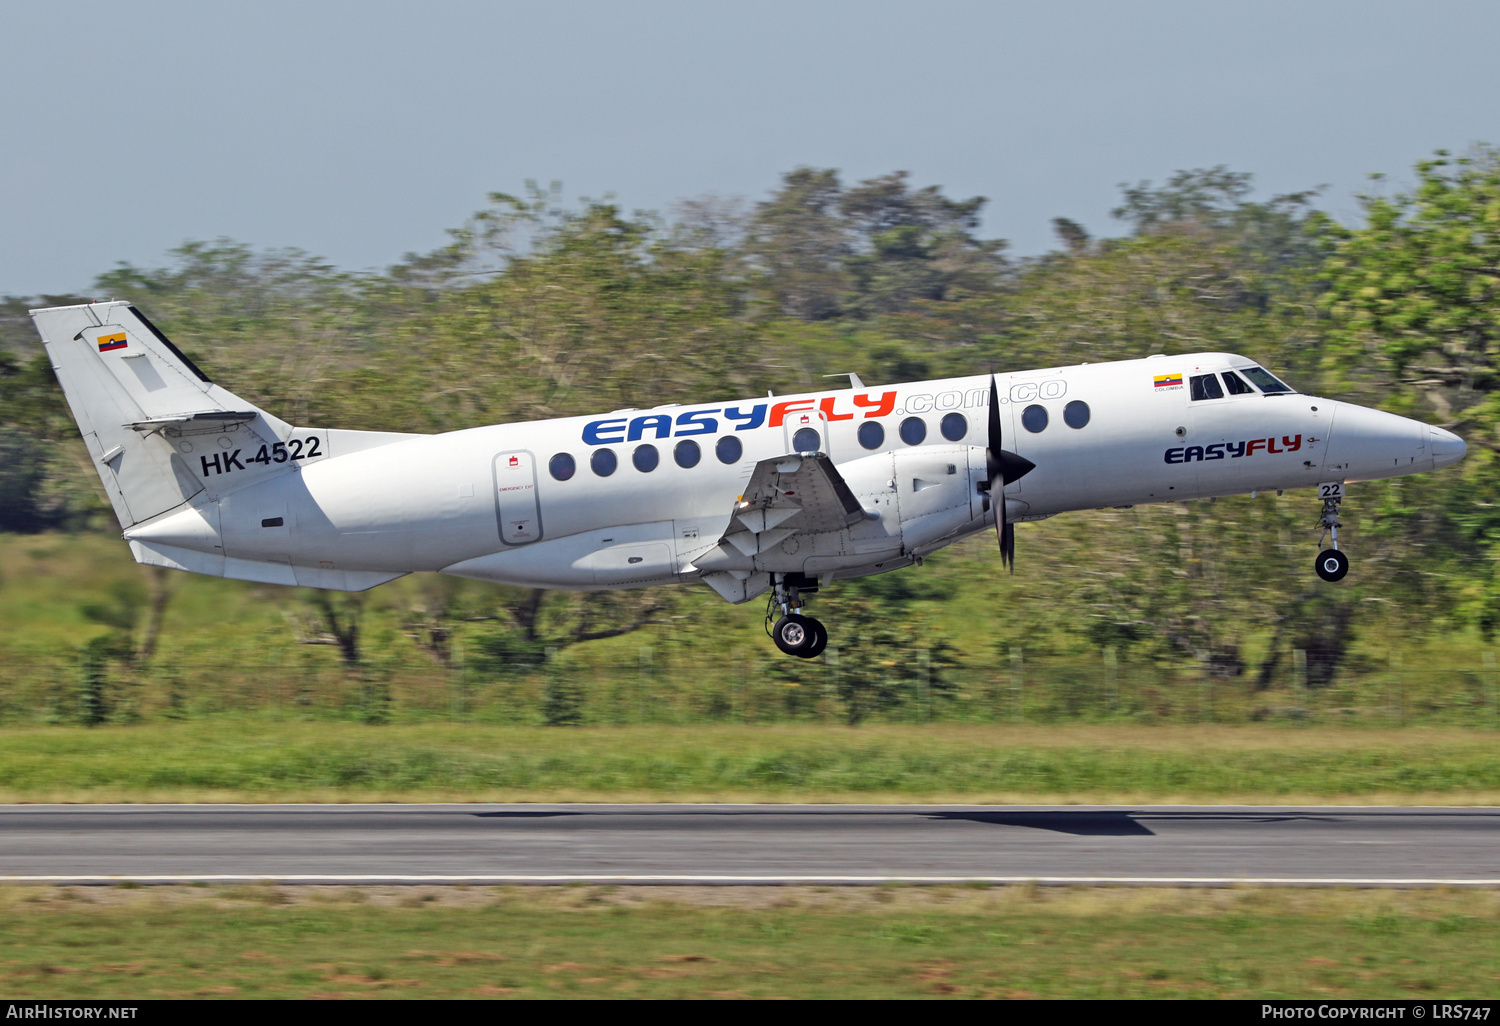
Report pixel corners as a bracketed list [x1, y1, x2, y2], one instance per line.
[691, 444, 989, 583]
[897, 445, 988, 550]
[792, 444, 988, 573]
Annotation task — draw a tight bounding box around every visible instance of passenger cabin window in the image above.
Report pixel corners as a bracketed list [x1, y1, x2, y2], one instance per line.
[549, 453, 576, 481]
[792, 427, 821, 453]
[899, 417, 927, 445]
[1221, 370, 1255, 395]
[1021, 404, 1048, 433]
[1190, 373, 1224, 401]
[1241, 366, 1294, 393]
[632, 444, 660, 472]
[591, 448, 618, 477]
[858, 421, 885, 450]
[715, 435, 742, 464]
[674, 439, 701, 468]
[940, 412, 968, 441]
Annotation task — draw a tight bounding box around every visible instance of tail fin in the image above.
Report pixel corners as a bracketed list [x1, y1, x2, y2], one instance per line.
[30, 301, 291, 529]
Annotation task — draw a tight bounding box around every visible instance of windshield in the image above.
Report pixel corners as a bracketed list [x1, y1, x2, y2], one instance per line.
[1240, 366, 1294, 393]
[1221, 370, 1255, 395]
[1190, 373, 1224, 401]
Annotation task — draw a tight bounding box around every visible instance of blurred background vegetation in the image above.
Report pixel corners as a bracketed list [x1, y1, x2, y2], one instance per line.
[2, 146, 1499, 729]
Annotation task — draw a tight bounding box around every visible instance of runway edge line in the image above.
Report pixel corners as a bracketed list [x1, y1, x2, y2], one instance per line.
[4, 875, 1500, 888]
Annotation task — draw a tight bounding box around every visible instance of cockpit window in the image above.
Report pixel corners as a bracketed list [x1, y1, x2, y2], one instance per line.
[1221, 370, 1255, 395]
[1190, 373, 1224, 401]
[1241, 366, 1294, 393]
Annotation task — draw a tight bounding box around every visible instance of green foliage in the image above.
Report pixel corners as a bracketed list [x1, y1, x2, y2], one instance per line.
[70, 580, 143, 726]
[541, 669, 584, 726]
[75, 636, 113, 726]
[5, 151, 1498, 699]
[0, 427, 53, 532]
[766, 589, 961, 725]
[1317, 147, 1500, 633]
[746, 167, 1005, 323]
[473, 629, 549, 676]
[0, 349, 94, 530]
[1318, 148, 1500, 387]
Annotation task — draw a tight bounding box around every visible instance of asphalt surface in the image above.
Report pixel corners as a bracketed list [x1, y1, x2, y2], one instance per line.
[1, 804, 1497, 885]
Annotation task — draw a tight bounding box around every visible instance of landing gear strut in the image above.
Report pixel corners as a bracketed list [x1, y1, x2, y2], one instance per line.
[1314, 482, 1349, 583]
[767, 573, 828, 658]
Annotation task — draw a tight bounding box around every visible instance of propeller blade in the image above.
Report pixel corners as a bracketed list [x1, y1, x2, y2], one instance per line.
[987, 374, 1034, 572]
[987, 376, 1006, 560]
[987, 375, 1004, 481]
[986, 377, 1036, 486]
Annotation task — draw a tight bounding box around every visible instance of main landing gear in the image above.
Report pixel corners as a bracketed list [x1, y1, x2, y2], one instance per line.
[1314, 482, 1350, 583]
[767, 573, 828, 659]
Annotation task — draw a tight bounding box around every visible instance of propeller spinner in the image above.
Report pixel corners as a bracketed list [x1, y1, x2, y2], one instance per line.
[986, 375, 1036, 570]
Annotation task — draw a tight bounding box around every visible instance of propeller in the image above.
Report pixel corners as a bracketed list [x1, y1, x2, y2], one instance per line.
[986, 375, 1036, 571]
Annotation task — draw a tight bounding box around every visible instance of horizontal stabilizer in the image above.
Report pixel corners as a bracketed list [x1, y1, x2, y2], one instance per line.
[129, 410, 261, 432]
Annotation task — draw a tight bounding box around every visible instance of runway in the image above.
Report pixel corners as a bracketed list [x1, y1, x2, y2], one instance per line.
[1, 805, 1497, 886]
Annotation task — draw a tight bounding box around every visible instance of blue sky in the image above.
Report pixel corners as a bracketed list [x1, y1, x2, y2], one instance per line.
[4, 0, 1498, 295]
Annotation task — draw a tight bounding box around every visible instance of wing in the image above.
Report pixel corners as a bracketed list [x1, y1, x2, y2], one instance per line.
[696, 452, 865, 572]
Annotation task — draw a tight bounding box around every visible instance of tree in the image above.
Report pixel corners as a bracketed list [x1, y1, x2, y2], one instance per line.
[746, 167, 853, 322]
[0, 349, 94, 530]
[1113, 166, 1260, 233]
[1114, 167, 1326, 310]
[1318, 147, 1500, 400]
[766, 584, 960, 725]
[1052, 217, 1091, 254]
[74, 581, 144, 725]
[0, 427, 52, 531]
[838, 171, 1006, 318]
[471, 588, 671, 676]
[1317, 146, 1500, 632]
[296, 592, 365, 669]
[745, 167, 1007, 323]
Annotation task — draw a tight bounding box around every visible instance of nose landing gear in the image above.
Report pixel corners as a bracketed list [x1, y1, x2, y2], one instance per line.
[1314, 481, 1349, 583]
[767, 573, 828, 658]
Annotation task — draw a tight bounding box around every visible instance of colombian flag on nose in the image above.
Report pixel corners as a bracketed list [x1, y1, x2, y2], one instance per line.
[1153, 373, 1182, 389]
[97, 332, 127, 352]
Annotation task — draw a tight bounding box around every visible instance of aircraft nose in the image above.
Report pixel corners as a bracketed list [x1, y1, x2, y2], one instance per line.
[1429, 425, 1467, 469]
[1323, 402, 1428, 479]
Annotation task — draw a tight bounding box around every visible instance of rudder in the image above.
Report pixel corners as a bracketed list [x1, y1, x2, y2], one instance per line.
[30, 301, 291, 529]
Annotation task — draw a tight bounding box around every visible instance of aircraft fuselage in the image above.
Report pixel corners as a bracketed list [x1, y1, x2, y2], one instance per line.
[121, 352, 1465, 599]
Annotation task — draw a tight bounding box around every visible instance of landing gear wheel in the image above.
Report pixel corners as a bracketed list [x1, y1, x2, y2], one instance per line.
[804, 617, 828, 658]
[1315, 549, 1349, 583]
[773, 614, 822, 658]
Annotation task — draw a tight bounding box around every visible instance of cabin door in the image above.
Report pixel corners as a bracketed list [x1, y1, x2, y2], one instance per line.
[493, 450, 542, 545]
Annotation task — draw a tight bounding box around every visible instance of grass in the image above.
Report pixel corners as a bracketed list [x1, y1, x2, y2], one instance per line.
[1, 721, 1500, 803]
[1, 884, 1496, 998]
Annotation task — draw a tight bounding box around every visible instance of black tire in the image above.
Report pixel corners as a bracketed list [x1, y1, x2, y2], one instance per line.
[773, 614, 819, 657]
[1315, 549, 1349, 583]
[804, 617, 829, 658]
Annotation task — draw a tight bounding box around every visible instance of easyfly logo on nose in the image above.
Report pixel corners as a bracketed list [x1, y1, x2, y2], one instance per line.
[1165, 435, 1302, 464]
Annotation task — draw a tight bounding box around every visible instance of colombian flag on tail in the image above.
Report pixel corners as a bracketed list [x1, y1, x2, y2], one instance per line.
[1153, 373, 1182, 389]
[97, 332, 127, 352]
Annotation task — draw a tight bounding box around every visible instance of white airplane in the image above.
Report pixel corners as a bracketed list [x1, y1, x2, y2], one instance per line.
[32, 301, 1467, 658]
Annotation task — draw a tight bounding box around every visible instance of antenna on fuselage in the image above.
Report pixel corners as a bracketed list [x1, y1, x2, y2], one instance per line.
[823, 372, 866, 389]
